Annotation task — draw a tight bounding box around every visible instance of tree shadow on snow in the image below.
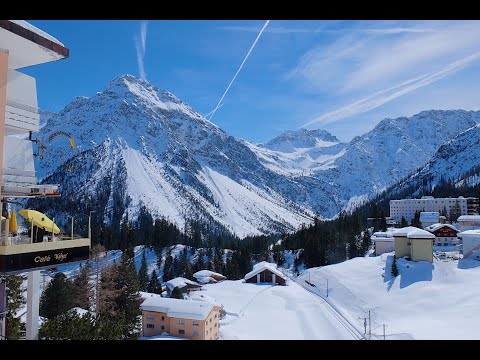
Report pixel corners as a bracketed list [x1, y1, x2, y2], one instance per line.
[384, 255, 433, 290]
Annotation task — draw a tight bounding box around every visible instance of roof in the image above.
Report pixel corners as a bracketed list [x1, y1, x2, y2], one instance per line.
[372, 231, 393, 238]
[373, 237, 395, 242]
[458, 229, 480, 236]
[197, 276, 217, 284]
[0, 20, 68, 69]
[193, 270, 225, 279]
[419, 212, 439, 222]
[188, 292, 223, 307]
[458, 215, 480, 222]
[141, 297, 214, 321]
[392, 226, 435, 239]
[425, 223, 459, 233]
[244, 261, 287, 281]
[165, 277, 201, 291]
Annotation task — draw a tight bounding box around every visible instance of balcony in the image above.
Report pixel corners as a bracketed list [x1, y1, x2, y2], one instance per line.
[0, 216, 90, 275]
[5, 70, 39, 134]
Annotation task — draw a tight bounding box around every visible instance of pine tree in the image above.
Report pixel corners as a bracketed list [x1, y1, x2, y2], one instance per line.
[362, 228, 371, 254]
[138, 251, 149, 292]
[1, 275, 26, 340]
[39, 311, 96, 340]
[147, 270, 162, 295]
[40, 272, 74, 319]
[391, 255, 399, 277]
[72, 266, 93, 311]
[171, 287, 184, 299]
[113, 254, 142, 339]
[96, 264, 119, 315]
[400, 216, 408, 227]
[379, 210, 387, 232]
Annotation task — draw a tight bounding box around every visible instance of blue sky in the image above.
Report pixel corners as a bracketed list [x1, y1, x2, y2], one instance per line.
[23, 20, 480, 143]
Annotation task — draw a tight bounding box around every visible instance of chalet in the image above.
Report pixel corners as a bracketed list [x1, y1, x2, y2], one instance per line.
[141, 295, 221, 340]
[244, 261, 287, 285]
[371, 231, 395, 256]
[193, 270, 226, 284]
[425, 223, 459, 246]
[392, 226, 435, 262]
[458, 230, 480, 260]
[165, 277, 202, 296]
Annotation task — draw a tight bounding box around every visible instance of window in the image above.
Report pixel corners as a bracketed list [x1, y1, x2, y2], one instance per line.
[146, 315, 154, 320]
[193, 330, 199, 336]
[214, 314, 217, 319]
[193, 321, 199, 326]
[146, 324, 154, 329]
[210, 318, 212, 323]
[161, 316, 165, 321]
[179, 329, 185, 335]
[161, 326, 165, 330]
[206, 329, 209, 334]
[214, 323, 217, 328]
[178, 319, 185, 325]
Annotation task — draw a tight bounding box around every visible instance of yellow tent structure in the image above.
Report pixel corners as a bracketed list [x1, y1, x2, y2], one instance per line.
[18, 209, 60, 234]
[9, 209, 18, 233]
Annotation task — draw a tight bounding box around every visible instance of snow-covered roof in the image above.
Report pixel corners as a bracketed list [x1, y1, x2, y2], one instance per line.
[419, 212, 439, 222]
[165, 277, 201, 291]
[373, 236, 395, 242]
[141, 297, 214, 321]
[140, 291, 162, 300]
[393, 226, 435, 239]
[244, 261, 287, 281]
[458, 229, 480, 236]
[458, 215, 480, 222]
[197, 276, 217, 284]
[10, 20, 64, 46]
[193, 270, 225, 279]
[69, 307, 90, 317]
[372, 231, 394, 238]
[425, 223, 459, 233]
[188, 292, 223, 307]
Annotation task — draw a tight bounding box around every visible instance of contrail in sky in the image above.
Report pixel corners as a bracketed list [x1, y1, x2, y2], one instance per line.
[208, 20, 270, 121]
[134, 20, 148, 81]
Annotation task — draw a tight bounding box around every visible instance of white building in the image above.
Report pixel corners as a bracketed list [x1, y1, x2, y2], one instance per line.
[458, 230, 480, 260]
[389, 196, 473, 222]
[457, 215, 480, 231]
[372, 231, 395, 255]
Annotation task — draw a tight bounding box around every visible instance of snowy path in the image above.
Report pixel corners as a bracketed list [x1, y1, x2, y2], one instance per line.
[201, 280, 357, 340]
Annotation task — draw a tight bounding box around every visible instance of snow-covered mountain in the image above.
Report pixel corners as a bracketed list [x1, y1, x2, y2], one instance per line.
[35, 74, 480, 236]
[384, 123, 480, 197]
[35, 75, 314, 237]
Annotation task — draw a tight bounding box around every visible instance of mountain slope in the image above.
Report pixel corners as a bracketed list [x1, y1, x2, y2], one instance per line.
[383, 123, 480, 198]
[35, 75, 314, 237]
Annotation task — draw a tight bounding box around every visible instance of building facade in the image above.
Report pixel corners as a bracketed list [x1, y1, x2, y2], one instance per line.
[372, 232, 395, 255]
[141, 296, 221, 340]
[393, 226, 435, 262]
[458, 230, 480, 260]
[457, 215, 480, 231]
[425, 223, 459, 246]
[389, 196, 477, 222]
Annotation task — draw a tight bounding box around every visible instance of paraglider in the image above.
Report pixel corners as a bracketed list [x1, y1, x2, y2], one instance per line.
[32, 131, 77, 172]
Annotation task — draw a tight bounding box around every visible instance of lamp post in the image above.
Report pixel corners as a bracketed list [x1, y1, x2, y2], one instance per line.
[70, 211, 95, 240]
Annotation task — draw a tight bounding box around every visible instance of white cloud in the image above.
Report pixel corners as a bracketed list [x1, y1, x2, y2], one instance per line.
[134, 20, 148, 81]
[302, 51, 480, 127]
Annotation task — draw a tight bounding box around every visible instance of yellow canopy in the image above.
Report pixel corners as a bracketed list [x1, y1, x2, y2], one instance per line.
[18, 209, 60, 234]
[9, 209, 18, 233]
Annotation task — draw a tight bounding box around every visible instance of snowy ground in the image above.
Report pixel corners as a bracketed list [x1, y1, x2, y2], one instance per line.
[298, 253, 480, 340]
[196, 279, 357, 340]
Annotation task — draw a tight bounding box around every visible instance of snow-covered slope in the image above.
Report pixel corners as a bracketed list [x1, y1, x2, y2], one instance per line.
[245, 129, 346, 176]
[386, 123, 480, 197]
[298, 254, 480, 339]
[35, 74, 480, 234]
[35, 75, 314, 237]
[251, 110, 479, 217]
